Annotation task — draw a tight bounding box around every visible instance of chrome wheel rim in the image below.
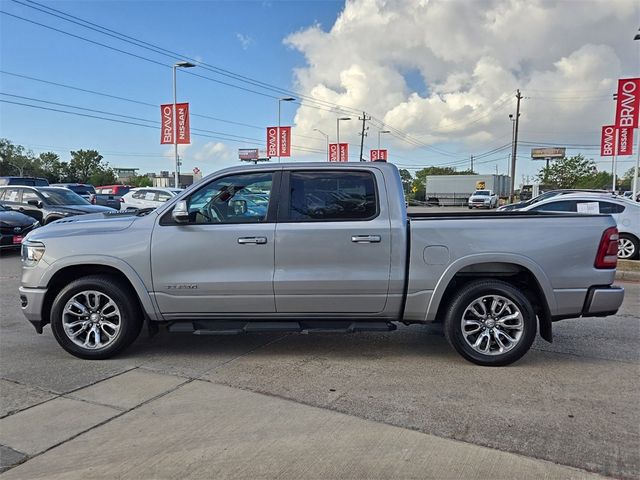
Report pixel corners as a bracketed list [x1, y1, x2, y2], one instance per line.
[62, 290, 122, 350]
[461, 295, 524, 356]
[618, 238, 635, 259]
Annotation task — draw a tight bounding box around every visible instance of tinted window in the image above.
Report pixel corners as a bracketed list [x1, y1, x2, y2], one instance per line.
[288, 171, 377, 221]
[116, 186, 130, 195]
[132, 190, 147, 200]
[34, 179, 49, 186]
[185, 172, 272, 224]
[39, 188, 89, 205]
[530, 200, 577, 212]
[66, 185, 96, 195]
[598, 201, 625, 214]
[21, 190, 39, 203]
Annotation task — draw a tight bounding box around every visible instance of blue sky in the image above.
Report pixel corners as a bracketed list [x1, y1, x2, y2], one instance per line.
[1, 0, 638, 182]
[1, 0, 342, 175]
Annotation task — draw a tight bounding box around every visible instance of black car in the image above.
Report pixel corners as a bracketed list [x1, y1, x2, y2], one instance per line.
[0, 186, 116, 225]
[51, 183, 97, 201]
[0, 176, 49, 186]
[0, 203, 40, 250]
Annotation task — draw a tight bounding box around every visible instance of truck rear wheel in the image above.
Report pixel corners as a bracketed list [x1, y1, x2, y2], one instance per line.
[50, 275, 142, 359]
[443, 280, 536, 366]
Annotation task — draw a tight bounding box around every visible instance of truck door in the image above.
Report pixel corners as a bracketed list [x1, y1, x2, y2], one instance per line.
[150, 171, 279, 316]
[274, 169, 391, 313]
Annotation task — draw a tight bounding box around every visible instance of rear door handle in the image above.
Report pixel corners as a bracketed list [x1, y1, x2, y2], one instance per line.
[351, 235, 381, 243]
[238, 237, 267, 245]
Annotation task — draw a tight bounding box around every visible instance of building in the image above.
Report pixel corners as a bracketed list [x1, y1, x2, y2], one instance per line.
[147, 171, 203, 188]
[113, 167, 139, 184]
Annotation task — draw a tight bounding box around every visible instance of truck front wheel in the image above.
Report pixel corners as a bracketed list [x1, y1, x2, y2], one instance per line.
[50, 275, 143, 359]
[443, 280, 536, 366]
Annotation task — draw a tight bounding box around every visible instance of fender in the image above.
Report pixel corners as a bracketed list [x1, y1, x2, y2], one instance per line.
[42, 255, 163, 321]
[425, 252, 556, 321]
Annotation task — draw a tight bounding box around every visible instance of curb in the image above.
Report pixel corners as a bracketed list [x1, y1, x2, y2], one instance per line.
[615, 270, 640, 281]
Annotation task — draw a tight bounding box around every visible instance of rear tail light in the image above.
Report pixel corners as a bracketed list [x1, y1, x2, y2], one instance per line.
[119, 197, 124, 203]
[594, 227, 618, 269]
[89, 194, 96, 205]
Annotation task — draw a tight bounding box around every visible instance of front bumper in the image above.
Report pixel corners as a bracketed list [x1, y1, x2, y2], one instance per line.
[583, 285, 625, 316]
[19, 286, 48, 333]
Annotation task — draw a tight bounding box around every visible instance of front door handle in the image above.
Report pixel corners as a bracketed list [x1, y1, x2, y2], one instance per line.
[238, 237, 267, 245]
[351, 235, 381, 243]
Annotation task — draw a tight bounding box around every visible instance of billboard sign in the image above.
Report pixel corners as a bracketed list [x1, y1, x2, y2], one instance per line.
[238, 148, 259, 160]
[531, 147, 566, 159]
[600, 125, 616, 157]
[176, 103, 190, 144]
[617, 126, 634, 156]
[266, 127, 278, 157]
[329, 143, 338, 162]
[615, 77, 640, 128]
[160, 104, 174, 144]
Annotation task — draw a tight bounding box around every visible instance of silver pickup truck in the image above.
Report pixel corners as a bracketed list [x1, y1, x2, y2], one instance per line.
[19, 162, 624, 366]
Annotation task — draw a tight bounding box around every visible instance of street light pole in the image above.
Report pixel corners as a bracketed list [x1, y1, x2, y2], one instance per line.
[313, 128, 329, 162]
[336, 116, 351, 149]
[173, 61, 196, 188]
[378, 129, 390, 150]
[278, 97, 295, 163]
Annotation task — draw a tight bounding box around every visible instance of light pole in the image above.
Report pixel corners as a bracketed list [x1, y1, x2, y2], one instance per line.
[313, 128, 329, 162]
[173, 61, 196, 188]
[633, 31, 639, 199]
[278, 97, 295, 162]
[336, 117, 351, 159]
[378, 129, 390, 150]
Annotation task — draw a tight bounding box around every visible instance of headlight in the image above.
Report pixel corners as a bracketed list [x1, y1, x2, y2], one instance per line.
[21, 241, 45, 267]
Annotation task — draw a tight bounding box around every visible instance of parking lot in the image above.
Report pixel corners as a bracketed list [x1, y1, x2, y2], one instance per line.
[1, 248, 638, 479]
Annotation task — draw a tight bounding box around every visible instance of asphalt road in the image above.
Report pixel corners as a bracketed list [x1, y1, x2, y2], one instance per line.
[1, 249, 638, 478]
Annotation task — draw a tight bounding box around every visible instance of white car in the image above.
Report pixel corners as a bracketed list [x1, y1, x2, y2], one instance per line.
[521, 193, 640, 259]
[468, 190, 498, 209]
[120, 187, 182, 210]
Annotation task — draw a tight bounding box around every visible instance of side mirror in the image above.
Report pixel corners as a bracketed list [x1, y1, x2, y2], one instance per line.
[229, 199, 247, 215]
[172, 200, 190, 224]
[27, 199, 43, 208]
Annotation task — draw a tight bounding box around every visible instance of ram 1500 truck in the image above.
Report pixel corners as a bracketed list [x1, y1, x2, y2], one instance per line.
[19, 162, 624, 366]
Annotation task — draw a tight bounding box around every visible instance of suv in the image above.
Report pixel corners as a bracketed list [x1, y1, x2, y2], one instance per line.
[0, 176, 49, 186]
[120, 187, 182, 210]
[0, 186, 116, 224]
[51, 183, 96, 201]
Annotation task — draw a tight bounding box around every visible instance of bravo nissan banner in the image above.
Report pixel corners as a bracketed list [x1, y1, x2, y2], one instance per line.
[175, 103, 190, 144]
[600, 125, 615, 157]
[265, 126, 292, 157]
[338, 143, 348, 162]
[370, 149, 388, 161]
[160, 104, 174, 144]
[266, 126, 278, 157]
[618, 127, 634, 156]
[615, 78, 640, 129]
[329, 143, 338, 162]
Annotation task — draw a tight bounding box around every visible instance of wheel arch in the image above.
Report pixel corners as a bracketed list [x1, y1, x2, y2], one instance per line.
[426, 254, 555, 342]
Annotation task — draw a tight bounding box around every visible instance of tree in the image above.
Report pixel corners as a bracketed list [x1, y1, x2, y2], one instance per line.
[129, 173, 153, 187]
[619, 167, 639, 191]
[0, 138, 36, 176]
[398, 169, 413, 196]
[67, 150, 106, 182]
[35, 152, 67, 183]
[89, 169, 117, 186]
[537, 154, 601, 189]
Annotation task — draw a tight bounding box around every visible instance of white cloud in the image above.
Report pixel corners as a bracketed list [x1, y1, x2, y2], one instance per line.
[284, 0, 638, 170]
[236, 33, 254, 50]
[194, 141, 235, 164]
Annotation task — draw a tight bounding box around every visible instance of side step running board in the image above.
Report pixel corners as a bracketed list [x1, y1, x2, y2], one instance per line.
[168, 320, 397, 335]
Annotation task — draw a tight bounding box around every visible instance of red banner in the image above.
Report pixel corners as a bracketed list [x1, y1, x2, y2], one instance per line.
[279, 126, 291, 157]
[617, 126, 634, 156]
[266, 127, 278, 157]
[601, 125, 616, 157]
[176, 103, 190, 144]
[370, 149, 388, 161]
[160, 104, 174, 144]
[370, 149, 379, 161]
[329, 143, 338, 162]
[615, 78, 640, 128]
[378, 149, 387, 161]
[339, 143, 348, 162]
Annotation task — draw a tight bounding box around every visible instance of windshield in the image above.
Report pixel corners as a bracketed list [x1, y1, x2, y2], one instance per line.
[473, 190, 490, 196]
[39, 188, 90, 206]
[66, 185, 96, 195]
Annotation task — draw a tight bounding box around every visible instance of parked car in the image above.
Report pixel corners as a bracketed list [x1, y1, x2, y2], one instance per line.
[19, 163, 623, 366]
[0, 203, 40, 250]
[0, 176, 49, 186]
[497, 189, 609, 212]
[0, 186, 116, 224]
[51, 183, 96, 201]
[520, 193, 640, 259]
[120, 187, 182, 210]
[95, 185, 132, 197]
[468, 189, 498, 209]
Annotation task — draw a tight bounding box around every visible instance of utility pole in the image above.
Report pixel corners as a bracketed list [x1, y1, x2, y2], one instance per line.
[509, 90, 522, 202]
[470, 155, 474, 172]
[358, 112, 371, 162]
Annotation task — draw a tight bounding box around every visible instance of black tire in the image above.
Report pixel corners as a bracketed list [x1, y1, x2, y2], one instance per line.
[618, 233, 639, 260]
[50, 274, 142, 359]
[443, 279, 537, 366]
